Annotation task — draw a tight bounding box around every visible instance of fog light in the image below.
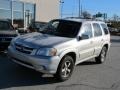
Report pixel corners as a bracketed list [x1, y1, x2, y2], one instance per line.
[35, 65, 46, 71]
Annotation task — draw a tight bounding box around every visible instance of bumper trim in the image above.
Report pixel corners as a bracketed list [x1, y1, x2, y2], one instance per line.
[8, 46, 61, 74]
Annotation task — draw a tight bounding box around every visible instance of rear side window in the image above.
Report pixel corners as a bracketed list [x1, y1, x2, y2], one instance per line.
[101, 24, 109, 35]
[93, 23, 102, 37]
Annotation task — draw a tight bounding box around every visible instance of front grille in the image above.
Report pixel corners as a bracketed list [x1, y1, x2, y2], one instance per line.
[0, 38, 12, 42]
[15, 43, 33, 54]
[0, 34, 17, 37]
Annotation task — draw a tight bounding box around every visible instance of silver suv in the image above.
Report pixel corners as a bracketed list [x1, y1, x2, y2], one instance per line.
[8, 19, 110, 81]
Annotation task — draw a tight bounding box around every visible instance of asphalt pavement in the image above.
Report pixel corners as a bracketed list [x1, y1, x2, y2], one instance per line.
[0, 35, 120, 90]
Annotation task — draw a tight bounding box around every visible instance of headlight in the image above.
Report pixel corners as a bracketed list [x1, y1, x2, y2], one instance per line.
[10, 36, 19, 47]
[36, 48, 57, 56]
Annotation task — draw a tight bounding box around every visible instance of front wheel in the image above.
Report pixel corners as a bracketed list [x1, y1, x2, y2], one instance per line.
[95, 46, 107, 64]
[54, 55, 75, 81]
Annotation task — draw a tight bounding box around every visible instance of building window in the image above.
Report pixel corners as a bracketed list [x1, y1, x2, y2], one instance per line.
[0, 0, 11, 9]
[13, 1, 24, 28]
[0, 9, 11, 21]
[24, 3, 35, 28]
[0, 0, 11, 22]
[0, 0, 35, 29]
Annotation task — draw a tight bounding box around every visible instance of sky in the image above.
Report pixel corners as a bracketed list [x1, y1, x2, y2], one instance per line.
[62, 0, 120, 18]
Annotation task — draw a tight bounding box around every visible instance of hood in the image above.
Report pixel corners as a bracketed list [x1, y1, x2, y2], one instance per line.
[15, 32, 72, 48]
[0, 30, 18, 37]
[0, 30, 17, 35]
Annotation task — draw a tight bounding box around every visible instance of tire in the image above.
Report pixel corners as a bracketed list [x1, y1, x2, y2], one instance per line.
[95, 46, 107, 64]
[54, 55, 75, 81]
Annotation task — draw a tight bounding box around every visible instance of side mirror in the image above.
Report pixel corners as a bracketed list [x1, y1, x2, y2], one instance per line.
[77, 34, 89, 41]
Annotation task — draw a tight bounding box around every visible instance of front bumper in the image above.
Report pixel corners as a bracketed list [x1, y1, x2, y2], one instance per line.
[8, 46, 61, 74]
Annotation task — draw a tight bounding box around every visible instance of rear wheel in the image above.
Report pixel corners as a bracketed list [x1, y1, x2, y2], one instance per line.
[95, 46, 107, 64]
[54, 55, 75, 81]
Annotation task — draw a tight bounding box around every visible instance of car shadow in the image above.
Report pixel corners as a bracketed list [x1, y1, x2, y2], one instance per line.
[0, 53, 61, 89]
[0, 54, 98, 89]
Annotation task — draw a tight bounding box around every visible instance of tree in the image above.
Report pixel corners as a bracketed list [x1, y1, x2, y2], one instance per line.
[81, 11, 92, 19]
[113, 14, 119, 21]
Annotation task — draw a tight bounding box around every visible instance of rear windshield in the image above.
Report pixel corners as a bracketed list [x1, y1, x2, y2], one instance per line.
[40, 20, 82, 38]
[0, 21, 13, 30]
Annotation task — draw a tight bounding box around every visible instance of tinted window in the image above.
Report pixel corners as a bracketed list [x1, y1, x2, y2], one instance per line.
[40, 20, 81, 38]
[0, 21, 13, 30]
[93, 23, 102, 37]
[82, 24, 93, 38]
[101, 24, 109, 35]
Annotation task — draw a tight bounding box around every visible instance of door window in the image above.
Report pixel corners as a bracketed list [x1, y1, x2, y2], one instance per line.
[101, 24, 109, 35]
[93, 23, 102, 37]
[81, 23, 93, 38]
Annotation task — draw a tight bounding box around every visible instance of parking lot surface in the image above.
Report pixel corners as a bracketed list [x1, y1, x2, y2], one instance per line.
[0, 36, 120, 90]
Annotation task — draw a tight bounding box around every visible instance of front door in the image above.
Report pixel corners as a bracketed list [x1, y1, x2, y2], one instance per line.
[78, 23, 94, 60]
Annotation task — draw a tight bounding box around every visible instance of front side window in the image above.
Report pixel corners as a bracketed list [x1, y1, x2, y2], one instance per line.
[101, 24, 109, 35]
[40, 20, 82, 38]
[81, 23, 93, 38]
[93, 23, 102, 37]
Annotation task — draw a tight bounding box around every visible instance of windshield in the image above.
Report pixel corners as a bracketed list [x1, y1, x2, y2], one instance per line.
[0, 21, 14, 30]
[29, 22, 46, 29]
[40, 20, 81, 38]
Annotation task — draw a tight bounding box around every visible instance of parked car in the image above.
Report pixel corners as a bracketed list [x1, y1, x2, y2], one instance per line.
[109, 27, 120, 35]
[8, 18, 110, 81]
[27, 21, 47, 32]
[0, 20, 18, 51]
[17, 28, 28, 35]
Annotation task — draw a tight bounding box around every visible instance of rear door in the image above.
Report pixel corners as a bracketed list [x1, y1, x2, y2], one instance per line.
[92, 23, 104, 56]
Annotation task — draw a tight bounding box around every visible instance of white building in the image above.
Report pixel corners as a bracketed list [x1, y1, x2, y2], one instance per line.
[0, 0, 59, 28]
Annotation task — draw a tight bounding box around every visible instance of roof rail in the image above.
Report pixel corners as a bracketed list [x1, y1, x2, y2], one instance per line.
[64, 17, 103, 21]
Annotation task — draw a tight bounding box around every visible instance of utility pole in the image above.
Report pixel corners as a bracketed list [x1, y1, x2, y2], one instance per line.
[78, 0, 81, 17]
[60, 0, 64, 18]
[81, 4, 83, 17]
